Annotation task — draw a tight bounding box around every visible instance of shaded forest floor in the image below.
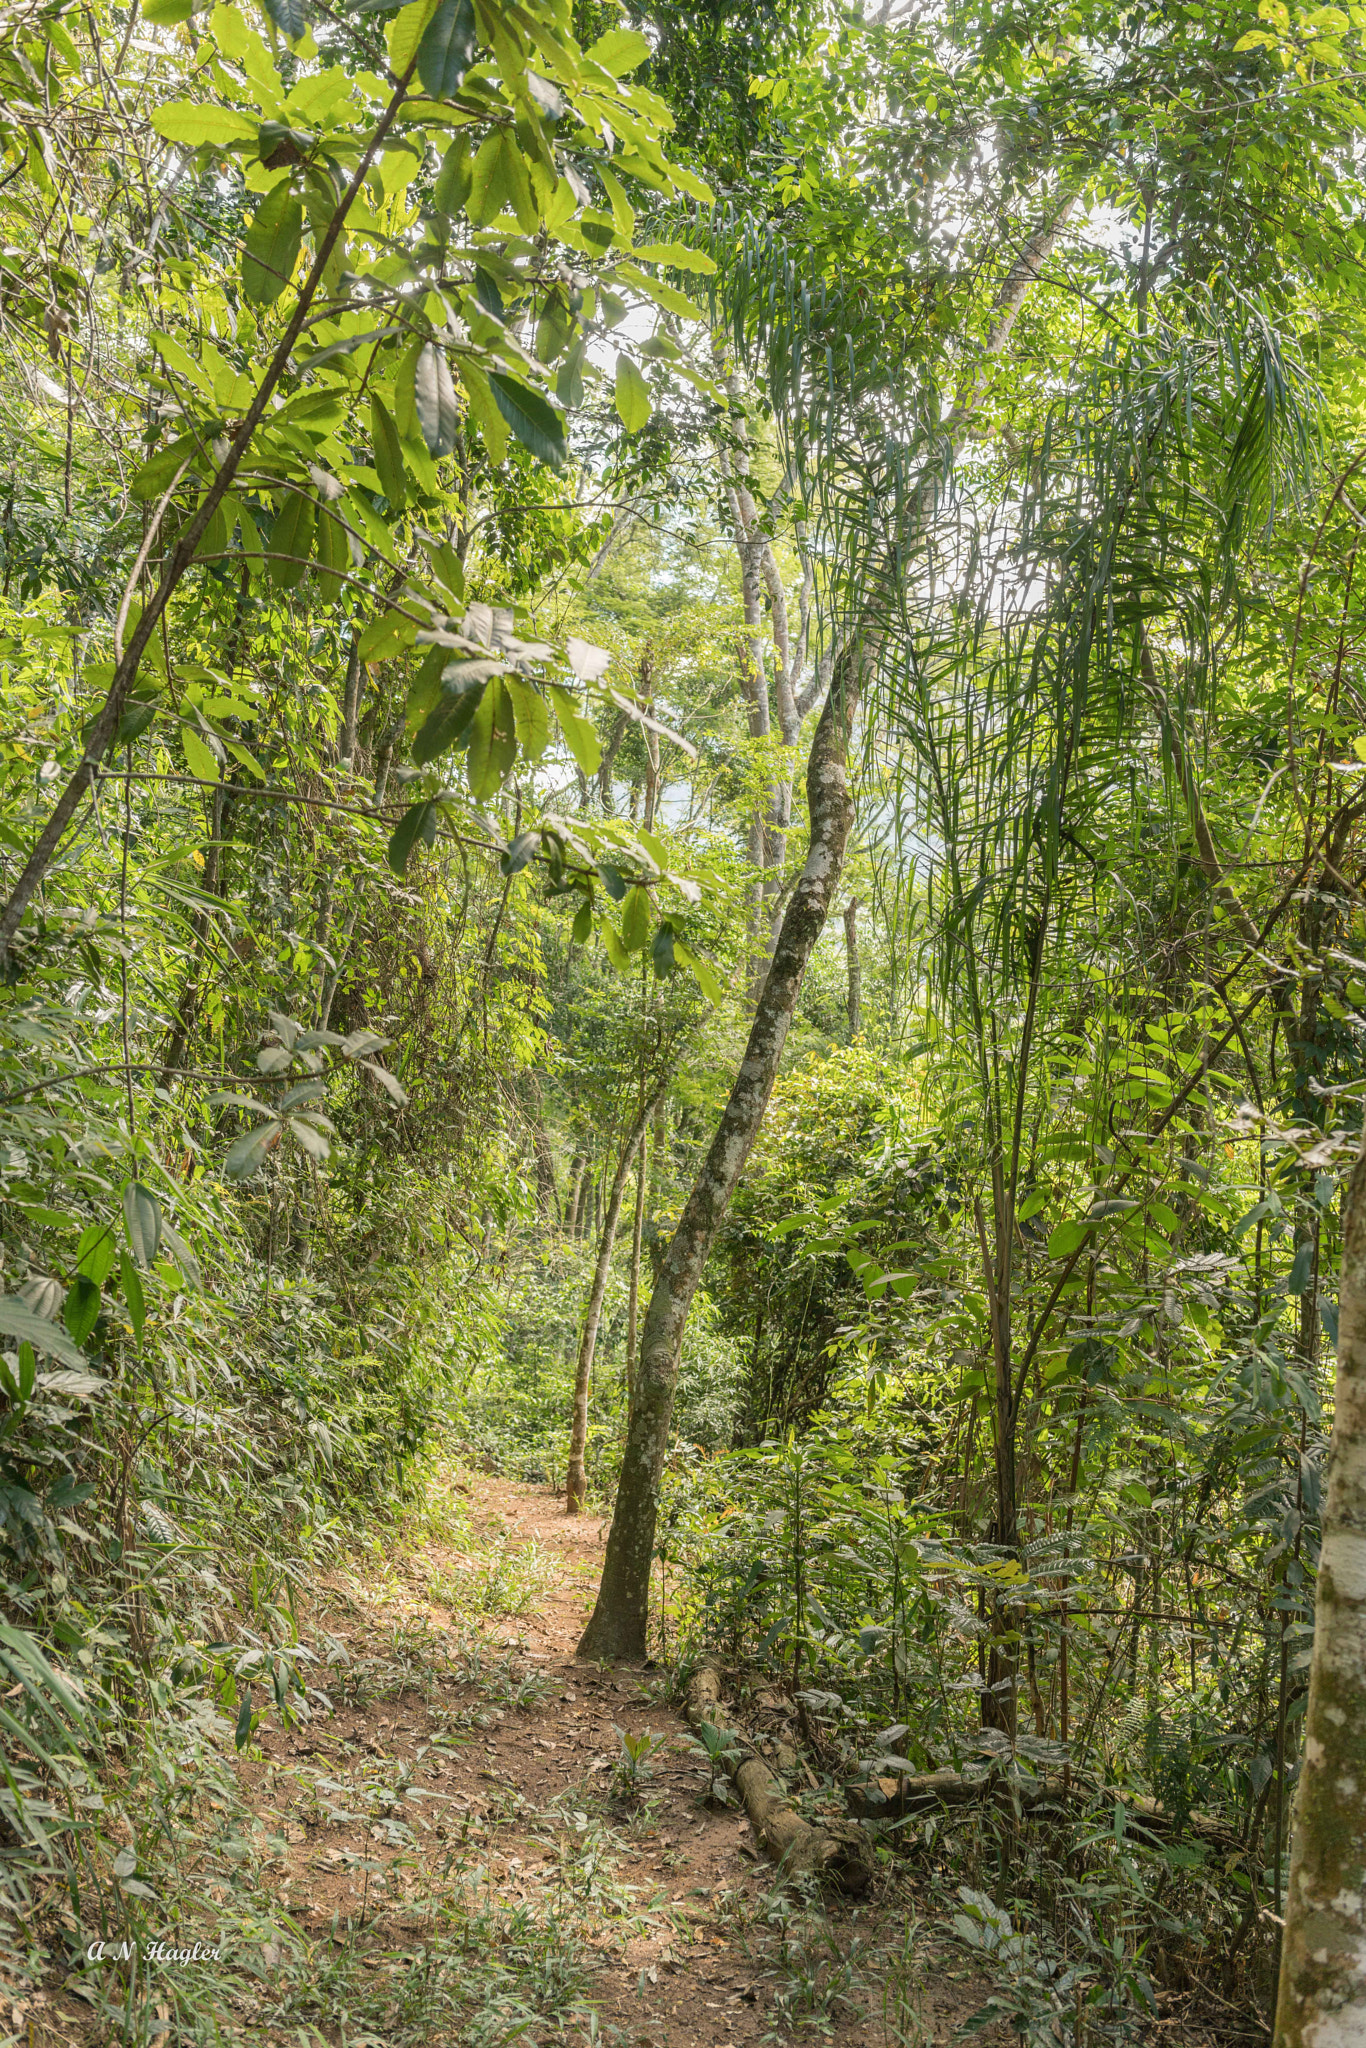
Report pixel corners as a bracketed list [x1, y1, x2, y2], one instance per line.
[26, 1469, 1251, 2046]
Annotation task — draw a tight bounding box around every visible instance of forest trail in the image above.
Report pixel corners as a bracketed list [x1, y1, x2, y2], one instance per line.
[221, 1469, 1000, 2047]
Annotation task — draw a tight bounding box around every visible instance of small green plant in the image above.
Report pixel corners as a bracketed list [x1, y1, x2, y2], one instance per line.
[682, 1716, 741, 1804]
[612, 1725, 668, 1795]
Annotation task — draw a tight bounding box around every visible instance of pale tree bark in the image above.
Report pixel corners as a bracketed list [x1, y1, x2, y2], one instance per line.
[1274, 1120, 1366, 2047]
[843, 896, 862, 1038]
[577, 654, 863, 1656]
[566, 1071, 674, 1513]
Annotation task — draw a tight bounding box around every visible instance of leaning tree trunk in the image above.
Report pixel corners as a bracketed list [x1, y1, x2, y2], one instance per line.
[565, 1073, 673, 1513]
[577, 658, 861, 1660]
[1274, 1120, 1366, 2046]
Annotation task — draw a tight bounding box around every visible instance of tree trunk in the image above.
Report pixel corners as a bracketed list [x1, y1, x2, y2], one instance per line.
[577, 655, 862, 1659]
[1273, 1120, 1366, 2047]
[625, 1124, 649, 1409]
[843, 895, 862, 1039]
[566, 1075, 673, 1513]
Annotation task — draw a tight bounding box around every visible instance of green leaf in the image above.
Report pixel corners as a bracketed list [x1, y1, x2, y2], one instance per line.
[370, 393, 407, 510]
[222, 1121, 282, 1182]
[614, 354, 650, 434]
[1045, 1218, 1093, 1260]
[118, 1252, 146, 1345]
[674, 939, 721, 1005]
[0, 1299, 92, 1372]
[75, 1224, 117, 1287]
[621, 885, 652, 951]
[152, 102, 259, 147]
[359, 607, 413, 662]
[62, 1276, 101, 1346]
[548, 685, 601, 774]
[388, 0, 438, 74]
[161, 1224, 202, 1289]
[182, 727, 220, 785]
[466, 679, 516, 800]
[458, 362, 508, 464]
[414, 343, 460, 458]
[142, 0, 193, 22]
[131, 433, 196, 505]
[269, 490, 316, 589]
[505, 675, 549, 760]
[411, 673, 490, 764]
[500, 829, 541, 876]
[468, 129, 512, 226]
[434, 136, 472, 214]
[572, 899, 592, 945]
[122, 1182, 162, 1269]
[387, 800, 437, 874]
[242, 181, 303, 306]
[235, 1687, 254, 1751]
[651, 922, 677, 976]
[118, 700, 158, 744]
[489, 375, 566, 466]
[586, 26, 651, 73]
[1288, 1236, 1316, 1296]
[632, 242, 716, 274]
[261, 0, 307, 39]
[417, 0, 476, 97]
[601, 922, 629, 971]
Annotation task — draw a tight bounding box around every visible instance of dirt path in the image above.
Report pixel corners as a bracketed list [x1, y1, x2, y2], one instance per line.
[217, 1470, 995, 2046]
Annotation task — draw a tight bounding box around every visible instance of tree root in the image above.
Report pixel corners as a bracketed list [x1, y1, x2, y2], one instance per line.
[685, 1661, 874, 1893]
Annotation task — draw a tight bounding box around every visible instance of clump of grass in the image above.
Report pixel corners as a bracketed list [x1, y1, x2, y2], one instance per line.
[428, 1536, 555, 1619]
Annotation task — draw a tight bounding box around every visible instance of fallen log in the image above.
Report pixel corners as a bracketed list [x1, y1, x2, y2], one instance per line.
[685, 1661, 874, 1893]
[845, 1765, 1240, 1855]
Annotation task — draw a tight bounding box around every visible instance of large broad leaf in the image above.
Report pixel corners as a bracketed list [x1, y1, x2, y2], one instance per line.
[1045, 1218, 1093, 1260]
[633, 242, 717, 274]
[269, 491, 316, 589]
[434, 136, 472, 215]
[505, 675, 549, 760]
[370, 393, 406, 510]
[152, 103, 258, 147]
[414, 343, 460, 458]
[222, 1121, 282, 1183]
[62, 1277, 101, 1347]
[388, 800, 438, 875]
[489, 375, 566, 466]
[242, 181, 303, 306]
[0, 1299, 92, 1373]
[412, 673, 491, 765]
[466, 680, 516, 801]
[388, 0, 438, 75]
[417, 0, 476, 97]
[615, 354, 651, 434]
[586, 26, 651, 73]
[75, 1224, 117, 1287]
[122, 1182, 162, 1269]
[261, 0, 308, 37]
[548, 685, 601, 774]
[621, 885, 652, 951]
